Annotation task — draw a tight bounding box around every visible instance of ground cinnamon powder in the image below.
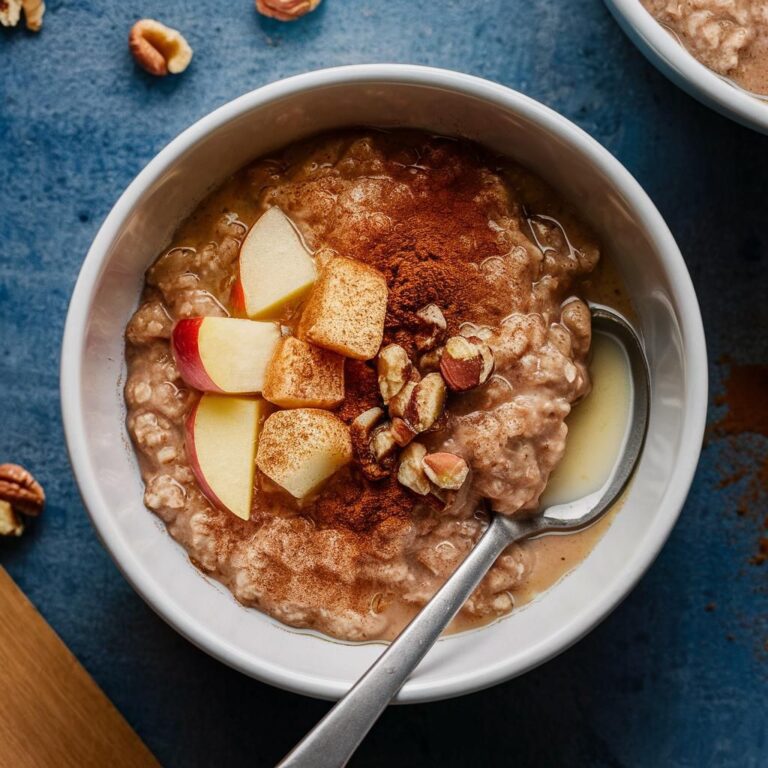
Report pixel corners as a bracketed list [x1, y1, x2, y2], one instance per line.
[713, 360, 768, 566]
[715, 363, 768, 438]
[314, 472, 415, 534]
[711, 359, 768, 664]
[335, 360, 379, 424]
[303, 140, 511, 534]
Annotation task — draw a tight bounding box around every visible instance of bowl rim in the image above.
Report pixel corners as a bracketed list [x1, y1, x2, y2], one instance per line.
[60, 63, 708, 702]
[604, 0, 768, 134]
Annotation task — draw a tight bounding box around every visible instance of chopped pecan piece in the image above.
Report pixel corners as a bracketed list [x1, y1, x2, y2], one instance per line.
[402, 373, 446, 433]
[371, 425, 398, 463]
[0, 501, 23, 537]
[422, 452, 469, 490]
[418, 346, 443, 374]
[389, 417, 416, 447]
[414, 304, 447, 352]
[439, 335, 495, 392]
[377, 344, 414, 404]
[388, 377, 419, 420]
[397, 443, 431, 496]
[350, 408, 393, 480]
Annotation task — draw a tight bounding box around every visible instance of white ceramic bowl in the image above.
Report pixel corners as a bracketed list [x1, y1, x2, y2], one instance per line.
[605, 0, 768, 134]
[61, 64, 707, 703]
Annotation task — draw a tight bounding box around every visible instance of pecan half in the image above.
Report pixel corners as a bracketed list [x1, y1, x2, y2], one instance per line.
[0, 463, 45, 516]
[0, 0, 44, 31]
[256, 0, 322, 21]
[129, 19, 193, 77]
[22, 0, 43, 30]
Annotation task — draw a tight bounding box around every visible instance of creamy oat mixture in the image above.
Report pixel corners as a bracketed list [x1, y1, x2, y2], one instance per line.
[643, 0, 768, 94]
[124, 130, 626, 641]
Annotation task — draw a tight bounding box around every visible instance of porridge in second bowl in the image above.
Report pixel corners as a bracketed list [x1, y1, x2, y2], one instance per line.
[642, 0, 768, 95]
[124, 130, 631, 642]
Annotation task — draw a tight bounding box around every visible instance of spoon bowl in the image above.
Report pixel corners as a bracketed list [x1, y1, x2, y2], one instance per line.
[280, 304, 651, 768]
[532, 304, 650, 533]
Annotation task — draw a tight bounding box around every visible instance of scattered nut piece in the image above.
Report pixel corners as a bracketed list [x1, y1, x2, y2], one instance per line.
[22, 0, 43, 30]
[0, 501, 24, 537]
[129, 19, 193, 77]
[350, 408, 391, 480]
[0, 0, 21, 28]
[350, 407, 384, 437]
[389, 417, 416, 447]
[397, 443, 431, 496]
[371, 425, 397, 463]
[440, 335, 495, 392]
[414, 304, 447, 352]
[0, 463, 45, 517]
[377, 344, 414, 404]
[440, 336, 481, 391]
[403, 373, 447, 433]
[0, 0, 44, 31]
[255, 0, 322, 21]
[350, 407, 384, 454]
[422, 452, 469, 490]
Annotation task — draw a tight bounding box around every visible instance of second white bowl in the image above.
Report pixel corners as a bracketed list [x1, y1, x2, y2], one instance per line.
[605, 0, 768, 134]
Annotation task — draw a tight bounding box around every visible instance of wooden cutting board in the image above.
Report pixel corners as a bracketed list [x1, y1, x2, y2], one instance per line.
[0, 566, 160, 768]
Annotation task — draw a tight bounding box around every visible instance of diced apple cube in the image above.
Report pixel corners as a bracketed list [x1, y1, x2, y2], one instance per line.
[232, 207, 316, 319]
[256, 409, 352, 499]
[298, 257, 388, 360]
[172, 316, 280, 394]
[263, 336, 345, 408]
[185, 394, 267, 520]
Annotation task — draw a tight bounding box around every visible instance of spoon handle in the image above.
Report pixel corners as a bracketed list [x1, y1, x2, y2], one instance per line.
[277, 514, 520, 768]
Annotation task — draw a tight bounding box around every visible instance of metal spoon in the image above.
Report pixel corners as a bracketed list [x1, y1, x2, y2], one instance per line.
[278, 304, 650, 768]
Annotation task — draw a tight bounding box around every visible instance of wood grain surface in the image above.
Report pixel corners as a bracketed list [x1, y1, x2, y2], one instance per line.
[0, 566, 160, 768]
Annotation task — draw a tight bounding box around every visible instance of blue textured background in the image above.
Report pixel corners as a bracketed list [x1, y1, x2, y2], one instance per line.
[1, 1, 766, 766]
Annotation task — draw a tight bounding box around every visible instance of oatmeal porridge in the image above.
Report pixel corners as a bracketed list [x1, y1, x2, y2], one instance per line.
[642, 0, 768, 94]
[124, 130, 631, 642]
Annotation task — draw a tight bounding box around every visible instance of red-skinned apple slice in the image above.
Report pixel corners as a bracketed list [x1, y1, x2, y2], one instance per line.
[236, 207, 316, 319]
[185, 394, 266, 520]
[172, 317, 280, 394]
